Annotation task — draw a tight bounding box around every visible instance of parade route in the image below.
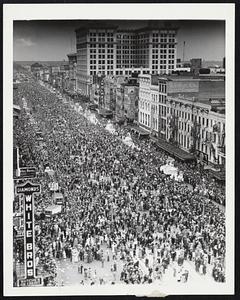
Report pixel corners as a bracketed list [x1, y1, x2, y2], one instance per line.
[13, 78, 226, 287]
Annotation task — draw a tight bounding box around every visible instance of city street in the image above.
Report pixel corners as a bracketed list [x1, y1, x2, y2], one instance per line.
[11, 17, 228, 292]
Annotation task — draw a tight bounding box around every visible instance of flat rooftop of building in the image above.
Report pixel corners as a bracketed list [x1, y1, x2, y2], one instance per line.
[75, 22, 118, 32]
[169, 91, 225, 104]
[67, 53, 77, 57]
[169, 92, 225, 101]
[122, 82, 139, 87]
[163, 75, 196, 81]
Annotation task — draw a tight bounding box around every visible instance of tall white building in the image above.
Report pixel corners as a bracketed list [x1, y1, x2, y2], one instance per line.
[75, 23, 178, 95]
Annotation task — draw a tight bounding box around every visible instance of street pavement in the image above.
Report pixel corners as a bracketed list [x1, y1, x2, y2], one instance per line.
[55, 245, 124, 286]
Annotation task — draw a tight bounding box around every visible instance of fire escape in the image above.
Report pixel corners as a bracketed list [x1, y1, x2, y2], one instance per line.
[190, 117, 201, 154]
[168, 113, 178, 145]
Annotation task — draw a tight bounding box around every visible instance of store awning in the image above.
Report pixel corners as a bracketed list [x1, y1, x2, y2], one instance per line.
[151, 137, 195, 161]
[98, 109, 113, 117]
[205, 168, 225, 182]
[128, 125, 150, 137]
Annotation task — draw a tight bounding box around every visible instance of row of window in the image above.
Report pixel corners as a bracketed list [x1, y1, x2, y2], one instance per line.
[152, 118, 158, 130]
[152, 44, 176, 49]
[139, 99, 150, 111]
[152, 49, 175, 54]
[152, 33, 175, 38]
[87, 43, 176, 49]
[88, 31, 175, 38]
[166, 107, 224, 131]
[90, 65, 114, 70]
[139, 112, 150, 127]
[89, 38, 114, 42]
[152, 65, 173, 70]
[116, 34, 135, 39]
[160, 105, 167, 116]
[152, 38, 175, 43]
[151, 94, 158, 102]
[151, 59, 175, 64]
[152, 54, 174, 59]
[90, 54, 114, 59]
[159, 94, 167, 103]
[90, 44, 114, 48]
[90, 49, 114, 54]
[173, 132, 220, 155]
[89, 60, 114, 65]
[89, 32, 114, 37]
[90, 70, 114, 75]
[151, 104, 158, 115]
[177, 134, 191, 150]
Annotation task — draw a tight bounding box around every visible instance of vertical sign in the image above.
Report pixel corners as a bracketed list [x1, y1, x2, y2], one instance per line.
[16, 181, 41, 280]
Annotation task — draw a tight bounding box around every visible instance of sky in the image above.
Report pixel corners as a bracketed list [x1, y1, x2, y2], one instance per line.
[13, 20, 225, 62]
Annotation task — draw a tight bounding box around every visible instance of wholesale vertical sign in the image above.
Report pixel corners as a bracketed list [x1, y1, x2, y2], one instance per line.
[16, 181, 41, 280]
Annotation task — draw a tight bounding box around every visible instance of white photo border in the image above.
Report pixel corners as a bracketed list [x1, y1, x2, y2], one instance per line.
[3, 3, 235, 296]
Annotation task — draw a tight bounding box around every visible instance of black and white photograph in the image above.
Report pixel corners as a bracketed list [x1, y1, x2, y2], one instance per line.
[3, 3, 235, 296]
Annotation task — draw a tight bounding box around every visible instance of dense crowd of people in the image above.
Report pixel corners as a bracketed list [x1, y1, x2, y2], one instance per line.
[13, 75, 226, 286]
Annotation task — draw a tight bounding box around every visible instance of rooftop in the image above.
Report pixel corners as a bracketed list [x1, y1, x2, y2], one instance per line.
[75, 22, 118, 32]
[31, 62, 43, 68]
[168, 93, 225, 114]
[67, 53, 77, 57]
[122, 82, 139, 87]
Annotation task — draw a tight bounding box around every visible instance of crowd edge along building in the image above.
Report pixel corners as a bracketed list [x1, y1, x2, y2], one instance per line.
[138, 73, 225, 167]
[75, 22, 177, 96]
[67, 53, 77, 92]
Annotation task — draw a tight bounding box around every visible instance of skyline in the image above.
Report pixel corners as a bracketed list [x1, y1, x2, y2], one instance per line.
[13, 20, 225, 62]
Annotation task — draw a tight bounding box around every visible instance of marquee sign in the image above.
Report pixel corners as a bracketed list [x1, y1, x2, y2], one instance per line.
[18, 277, 43, 287]
[16, 181, 41, 281]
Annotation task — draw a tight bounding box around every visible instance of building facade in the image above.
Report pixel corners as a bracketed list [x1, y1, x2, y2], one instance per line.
[123, 83, 139, 122]
[75, 24, 178, 96]
[190, 58, 202, 75]
[67, 53, 77, 91]
[138, 74, 225, 166]
[114, 77, 137, 122]
[138, 74, 161, 136]
[165, 95, 225, 166]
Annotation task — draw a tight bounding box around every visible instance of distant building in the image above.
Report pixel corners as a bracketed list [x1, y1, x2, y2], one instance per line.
[190, 58, 202, 75]
[51, 66, 60, 75]
[176, 58, 182, 68]
[31, 62, 43, 78]
[24, 65, 31, 72]
[174, 67, 191, 73]
[43, 70, 50, 82]
[115, 77, 138, 123]
[75, 22, 178, 96]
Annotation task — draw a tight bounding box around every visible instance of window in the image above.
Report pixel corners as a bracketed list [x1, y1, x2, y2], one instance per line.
[213, 133, 216, 143]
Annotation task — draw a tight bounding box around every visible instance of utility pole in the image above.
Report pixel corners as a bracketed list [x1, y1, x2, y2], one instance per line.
[183, 41, 186, 62]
